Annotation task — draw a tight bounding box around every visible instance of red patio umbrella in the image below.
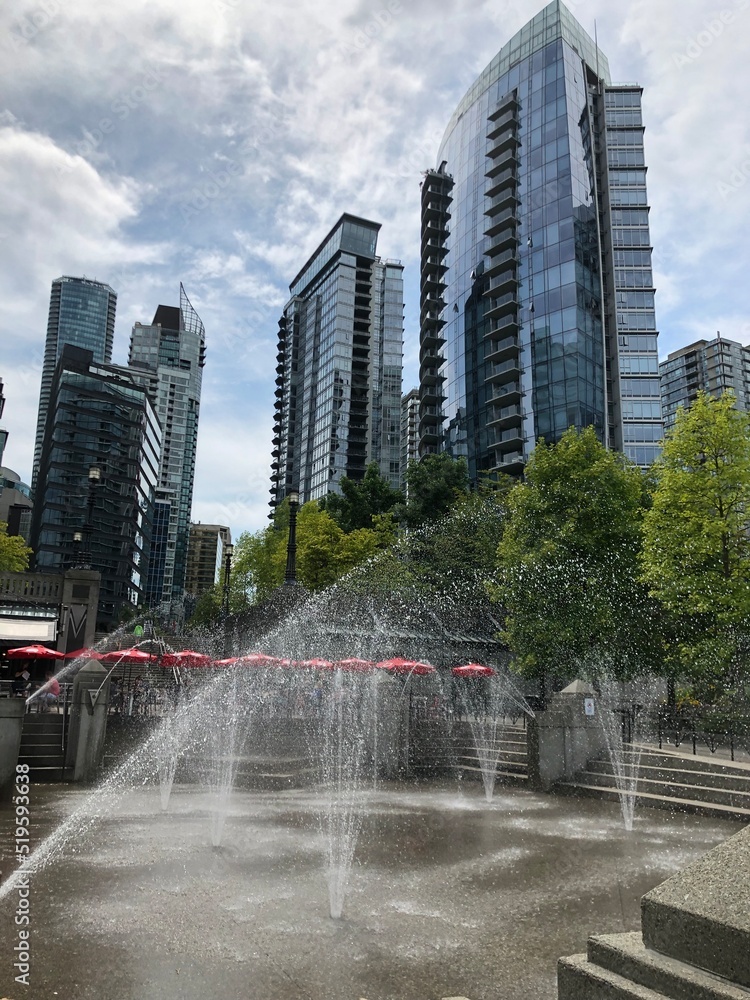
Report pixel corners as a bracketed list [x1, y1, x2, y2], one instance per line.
[452, 663, 495, 678]
[332, 657, 377, 673]
[237, 653, 280, 667]
[101, 647, 157, 664]
[213, 657, 238, 667]
[377, 657, 435, 676]
[296, 658, 333, 670]
[162, 650, 212, 668]
[64, 647, 103, 660]
[7, 644, 65, 659]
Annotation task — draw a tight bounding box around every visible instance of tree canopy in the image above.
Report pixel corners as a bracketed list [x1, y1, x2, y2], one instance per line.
[320, 462, 404, 532]
[642, 391, 750, 698]
[399, 453, 470, 530]
[0, 522, 32, 573]
[492, 427, 657, 681]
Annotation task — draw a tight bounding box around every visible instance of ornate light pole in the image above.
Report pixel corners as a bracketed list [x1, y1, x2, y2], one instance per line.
[222, 542, 234, 618]
[284, 490, 300, 586]
[85, 465, 101, 567]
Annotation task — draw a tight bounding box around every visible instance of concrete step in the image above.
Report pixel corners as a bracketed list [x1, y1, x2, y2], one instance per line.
[617, 747, 750, 777]
[642, 825, 750, 989]
[573, 769, 750, 810]
[588, 931, 750, 1000]
[558, 952, 670, 998]
[557, 782, 750, 822]
[585, 759, 750, 794]
[18, 753, 66, 768]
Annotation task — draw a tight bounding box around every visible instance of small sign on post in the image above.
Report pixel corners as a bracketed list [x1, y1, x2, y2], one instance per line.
[584, 697, 595, 717]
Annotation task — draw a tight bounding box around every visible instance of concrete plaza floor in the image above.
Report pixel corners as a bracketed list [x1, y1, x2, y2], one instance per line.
[0, 780, 740, 999]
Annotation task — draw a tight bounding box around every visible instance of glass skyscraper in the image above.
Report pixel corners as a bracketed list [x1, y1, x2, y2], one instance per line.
[418, 0, 662, 478]
[128, 285, 206, 617]
[30, 345, 161, 629]
[33, 276, 117, 490]
[271, 214, 404, 511]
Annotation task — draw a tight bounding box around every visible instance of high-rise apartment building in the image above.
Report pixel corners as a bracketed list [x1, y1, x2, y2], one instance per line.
[660, 335, 750, 431]
[33, 276, 117, 489]
[185, 523, 231, 596]
[270, 214, 404, 511]
[400, 388, 420, 488]
[128, 285, 206, 615]
[418, 0, 662, 478]
[30, 345, 161, 629]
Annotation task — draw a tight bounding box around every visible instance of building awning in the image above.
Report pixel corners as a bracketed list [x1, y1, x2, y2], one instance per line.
[0, 617, 58, 643]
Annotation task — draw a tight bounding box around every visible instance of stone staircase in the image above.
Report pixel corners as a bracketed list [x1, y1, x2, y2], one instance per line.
[409, 719, 528, 783]
[558, 744, 750, 821]
[18, 712, 70, 781]
[558, 824, 750, 998]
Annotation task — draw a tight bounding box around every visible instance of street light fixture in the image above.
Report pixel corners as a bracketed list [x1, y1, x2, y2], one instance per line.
[284, 489, 300, 586]
[222, 542, 234, 618]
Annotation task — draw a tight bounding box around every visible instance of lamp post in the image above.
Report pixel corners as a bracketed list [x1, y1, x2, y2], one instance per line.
[284, 489, 300, 586]
[85, 465, 101, 568]
[222, 543, 234, 618]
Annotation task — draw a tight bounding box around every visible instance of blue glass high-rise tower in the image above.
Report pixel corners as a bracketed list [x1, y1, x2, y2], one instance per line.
[33, 276, 117, 490]
[418, 1, 662, 477]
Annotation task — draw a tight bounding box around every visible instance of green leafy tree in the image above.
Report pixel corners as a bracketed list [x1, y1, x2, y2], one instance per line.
[321, 462, 404, 532]
[642, 391, 750, 695]
[400, 453, 470, 530]
[0, 522, 32, 572]
[231, 499, 392, 601]
[492, 427, 657, 684]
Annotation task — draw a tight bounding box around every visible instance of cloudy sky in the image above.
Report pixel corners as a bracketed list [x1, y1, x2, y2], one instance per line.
[1, 0, 749, 538]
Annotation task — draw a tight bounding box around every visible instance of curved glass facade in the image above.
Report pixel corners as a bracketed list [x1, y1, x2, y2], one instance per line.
[419, 0, 662, 477]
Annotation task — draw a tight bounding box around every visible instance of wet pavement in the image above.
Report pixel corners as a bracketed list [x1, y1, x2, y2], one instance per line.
[0, 779, 740, 999]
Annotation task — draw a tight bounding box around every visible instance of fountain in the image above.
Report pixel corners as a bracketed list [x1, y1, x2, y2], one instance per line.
[455, 671, 534, 802]
[596, 677, 661, 831]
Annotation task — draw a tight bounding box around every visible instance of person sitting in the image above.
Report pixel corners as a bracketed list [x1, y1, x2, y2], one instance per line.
[12, 666, 31, 697]
[38, 670, 61, 712]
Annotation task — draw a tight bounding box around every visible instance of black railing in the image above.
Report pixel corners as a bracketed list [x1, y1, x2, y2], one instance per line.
[657, 708, 749, 762]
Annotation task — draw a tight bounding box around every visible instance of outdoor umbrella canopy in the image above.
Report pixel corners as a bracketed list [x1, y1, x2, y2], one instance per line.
[64, 647, 103, 660]
[162, 650, 212, 668]
[7, 644, 65, 659]
[452, 663, 495, 678]
[332, 657, 377, 673]
[237, 653, 280, 667]
[101, 647, 157, 664]
[296, 658, 333, 670]
[213, 657, 238, 667]
[377, 657, 435, 676]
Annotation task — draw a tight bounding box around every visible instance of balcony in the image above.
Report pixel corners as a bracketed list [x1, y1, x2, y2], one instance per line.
[485, 313, 521, 339]
[484, 248, 519, 278]
[485, 150, 520, 179]
[484, 292, 519, 321]
[486, 129, 521, 158]
[489, 425, 524, 449]
[485, 168, 518, 199]
[421, 274, 448, 297]
[421, 330, 447, 353]
[488, 94, 520, 121]
[491, 451, 525, 475]
[421, 383, 447, 405]
[485, 189, 520, 217]
[490, 381, 523, 405]
[487, 403, 524, 429]
[423, 216, 450, 241]
[484, 268, 518, 297]
[421, 364, 447, 386]
[486, 335, 521, 366]
[423, 255, 450, 277]
[423, 200, 452, 221]
[486, 358, 522, 384]
[485, 225, 520, 254]
[487, 111, 517, 140]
